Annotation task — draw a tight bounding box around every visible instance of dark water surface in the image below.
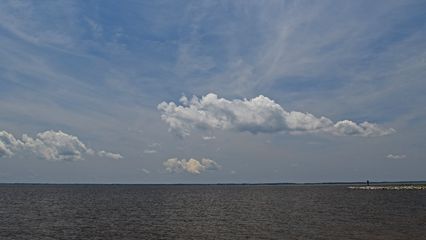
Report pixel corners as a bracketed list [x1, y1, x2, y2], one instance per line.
[0, 184, 425, 239]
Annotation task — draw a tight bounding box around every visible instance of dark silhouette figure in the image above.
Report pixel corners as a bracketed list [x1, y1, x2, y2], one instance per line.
[366, 180, 370, 186]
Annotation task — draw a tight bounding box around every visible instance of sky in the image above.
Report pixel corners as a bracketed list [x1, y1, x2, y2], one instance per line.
[0, 0, 425, 184]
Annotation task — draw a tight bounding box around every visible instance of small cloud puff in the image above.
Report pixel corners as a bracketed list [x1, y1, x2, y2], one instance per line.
[0, 130, 123, 161]
[202, 136, 216, 140]
[157, 93, 395, 138]
[97, 150, 123, 160]
[386, 154, 406, 159]
[143, 149, 157, 154]
[140, 168, 150, 174]
[163, 157, 221, 174]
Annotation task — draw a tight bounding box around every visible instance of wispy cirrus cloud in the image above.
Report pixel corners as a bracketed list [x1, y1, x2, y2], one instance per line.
[143, 142, 160, 154]
[158, 93, 395, 138]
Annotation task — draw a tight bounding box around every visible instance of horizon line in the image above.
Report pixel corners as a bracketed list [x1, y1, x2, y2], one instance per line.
[1, 180, 425, 186]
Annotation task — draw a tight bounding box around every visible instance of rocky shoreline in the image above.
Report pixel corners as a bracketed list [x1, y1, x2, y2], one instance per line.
[349, 185, 426, 190]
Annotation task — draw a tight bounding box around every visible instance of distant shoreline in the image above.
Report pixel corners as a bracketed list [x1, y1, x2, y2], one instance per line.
[0, 181, 425, 186]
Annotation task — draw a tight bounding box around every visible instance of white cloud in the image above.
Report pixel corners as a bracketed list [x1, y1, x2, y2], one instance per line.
[140, 168, 150, 174]
[163, 157, 221, 174]
[143, 149, 157, 154]
[386, 154, 407, 159]
[0, 141, 13, 157]
[21, 130, 91, 161]
[202, 136, 216, 140]
[158, 93, 395, 137]
[0, 130, 123, 161]
[0, 131, 21, 157]
[332, 121, 394, 137]
[97, 150, 123, 160]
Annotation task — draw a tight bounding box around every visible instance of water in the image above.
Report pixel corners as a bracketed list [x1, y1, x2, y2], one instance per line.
[0, 184, 425, 239]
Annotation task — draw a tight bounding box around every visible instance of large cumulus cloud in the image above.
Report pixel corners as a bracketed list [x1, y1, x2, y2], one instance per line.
[163, 158, 221, 174]
[158, 93, 395, 137]
[0, 130, 123, 161]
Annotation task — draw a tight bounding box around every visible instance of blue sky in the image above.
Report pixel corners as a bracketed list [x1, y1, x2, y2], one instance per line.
[0, 0, 425, 183]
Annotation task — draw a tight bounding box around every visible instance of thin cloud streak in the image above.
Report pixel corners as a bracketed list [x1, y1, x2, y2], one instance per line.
[386, 154, 407, 160]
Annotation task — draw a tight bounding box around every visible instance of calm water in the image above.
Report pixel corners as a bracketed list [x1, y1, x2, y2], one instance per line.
[0, 184, 425, 240]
